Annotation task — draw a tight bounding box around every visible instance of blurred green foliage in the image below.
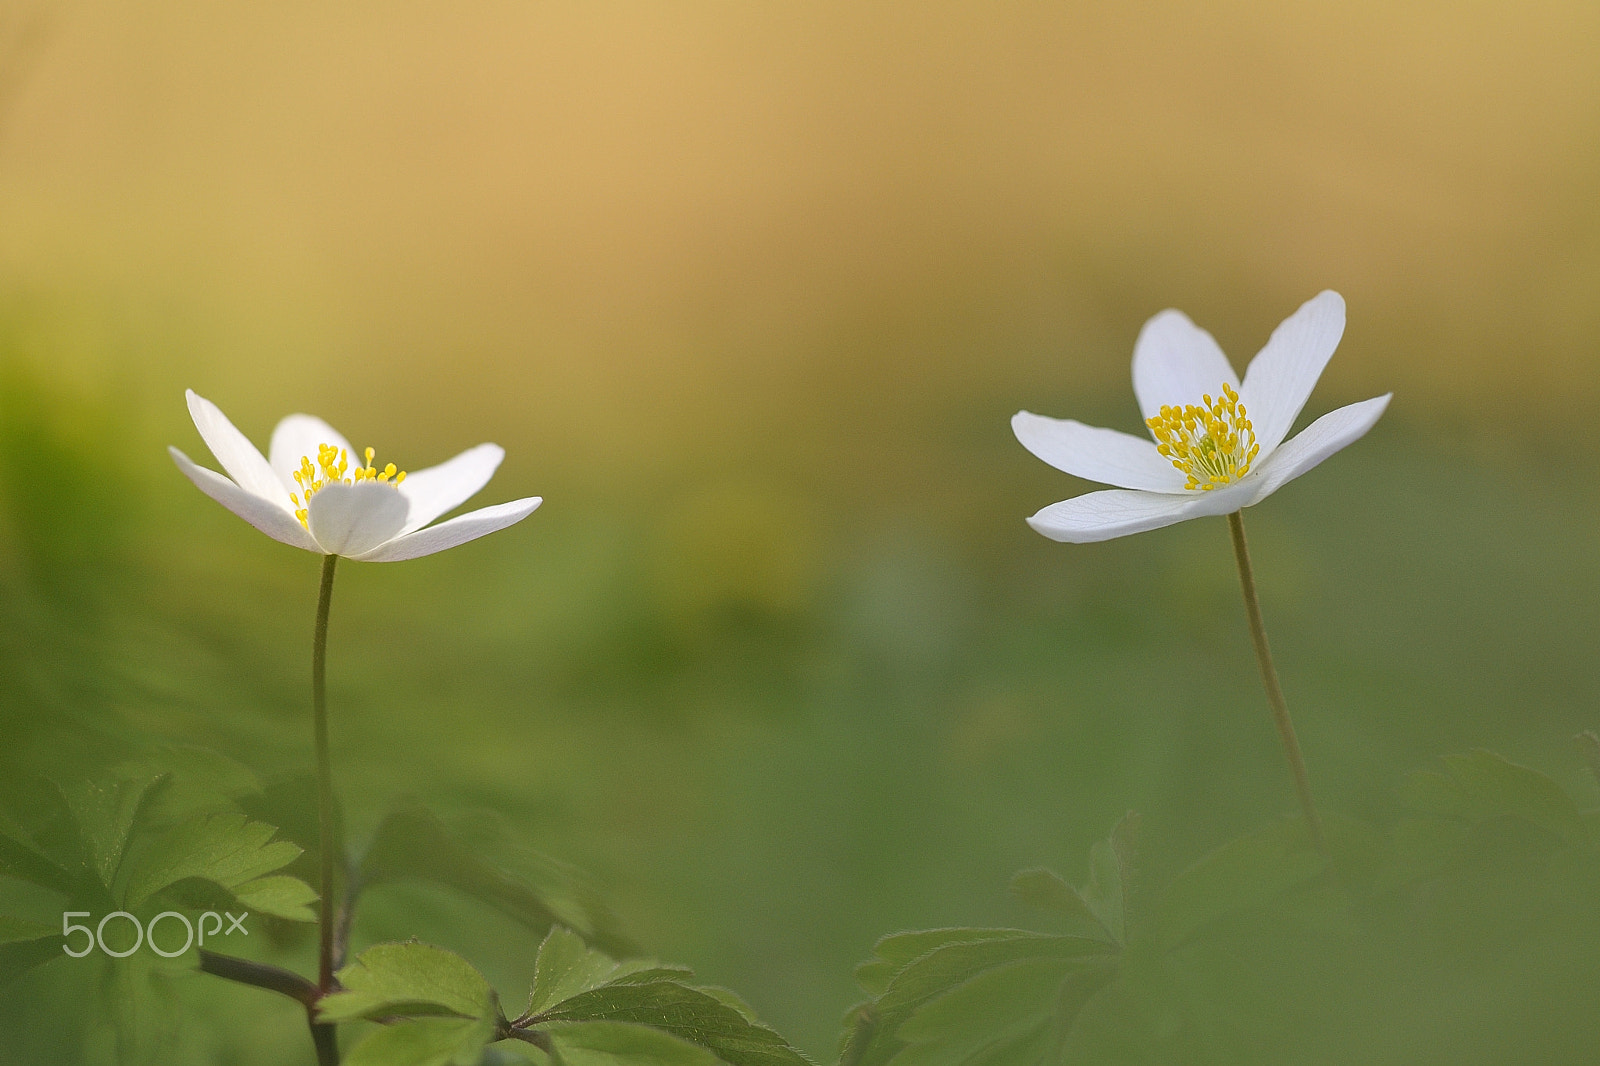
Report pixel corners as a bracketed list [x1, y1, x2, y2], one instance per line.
[1, 329, 1599, 1062]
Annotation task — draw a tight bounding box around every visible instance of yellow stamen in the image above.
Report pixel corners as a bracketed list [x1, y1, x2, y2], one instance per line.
[1144, 382, 1259, 491]
[290, 442, 408, 528]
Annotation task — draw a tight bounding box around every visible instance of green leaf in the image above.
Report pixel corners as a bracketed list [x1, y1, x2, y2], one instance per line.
[1007, 870, 1103, 934]
[855, 929, 1026, 998]
[107, 955, 181, 1066]
[848, 932, 1118, 1066]
[1007, 813, 1138, 946]
[875, 934, 1114, 1019]
[1399, 749, 1587, 846]
[321, 941, 496, 1024]
[550, 1020, 724, 1066]
[892, 956, 1116, 1066]
[515, 929, 804, 1066]
[61, 770, 167, 893]
[232, 874, 318, 922]
[524, 926, 690, 1019]
[343, 1016, 497, 1066]
[115, 747, 263, 828]
[1081, 812, 1138, 944]
[0, 916, 54, 944]
[0, 935, 63, 988]
[1157, 815, 1327, 950]
[360, 806, 634, 957]
[121, 811, 302, 910]
[0, 824, 80, 898]
[531, 980, 813, 1066]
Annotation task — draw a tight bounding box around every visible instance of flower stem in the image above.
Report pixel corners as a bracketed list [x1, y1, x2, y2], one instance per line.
[312, 553, 339, 993]
[1226, 511, 1326, 854]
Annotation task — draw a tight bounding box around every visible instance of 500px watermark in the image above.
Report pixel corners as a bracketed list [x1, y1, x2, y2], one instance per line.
[61, 911, 248, 958]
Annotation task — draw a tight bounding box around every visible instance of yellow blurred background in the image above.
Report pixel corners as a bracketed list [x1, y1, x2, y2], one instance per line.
[5, 3, 1600, 1061]
[5, 0, 1600, 468]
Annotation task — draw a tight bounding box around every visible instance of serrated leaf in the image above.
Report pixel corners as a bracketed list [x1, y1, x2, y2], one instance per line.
[523, 926, 689, 1020]
[121, 811, 301, 909]
[343, 1016, 497, 1066]
[361, 806, 634, 957]
[1157, 816, 1327, 950]
[232, 874, 318, 922]
[530, 980, 813, 1066]
[61, 770, 167, 892]
[321, 942, 495, 1023]
[855, 930, 1026, 998]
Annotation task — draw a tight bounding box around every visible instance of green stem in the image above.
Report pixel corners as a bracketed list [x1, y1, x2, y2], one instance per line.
[1227, 511, 1326, 854]
[313, 554, 339, 992]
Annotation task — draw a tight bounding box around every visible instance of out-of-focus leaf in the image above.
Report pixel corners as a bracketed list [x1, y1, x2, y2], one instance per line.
[115, 747, 262, 828]
[232, 873, 318, 922]
[847, 931, 1119, 1066]
[857, 928, 1120, 1062]
[1007, 870, 1103, 936]
[1157, 815, 1327, 951]
[120, 811, 301, 909]
[1398, 749, 1587, 846]
[1008, 813, 1138, 946]
[1081, 812, 1138, 944]
[855, 929, 1025, 998]
[60, 769, 166, 892]
[107, 955, 181, 1066]
[0, 916, 53, 944]
[1385, 816, 1472, 885]
[321, 941, 496, 1024]
[360, 805, 634, 957]
[0, 822, 80, 897]
[0, 934, 63, 987]
[892, 955, 1117, 1066]
[875, 934, 1114, 1019]
[342, 1016, 497, 1066]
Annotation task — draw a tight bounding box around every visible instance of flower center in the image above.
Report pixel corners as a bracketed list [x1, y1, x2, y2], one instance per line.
[290, 443, 408, 528]
[1145, 383, 1260, 491]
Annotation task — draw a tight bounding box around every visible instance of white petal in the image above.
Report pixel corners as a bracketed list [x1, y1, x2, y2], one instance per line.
[1243, 394, 1391, 503]
[1012, 412, 1187, 492]
[305, 482, 410, 557]
[269, 414, 357, 495]
[1026, 480, 1257, 543]
[1131, 309, 1240, 422]
[350, 497, 542, 562]
[1239, 291, 1346, 460]
[169, 447, 321, 552]
[185, 391, 289, 510]
[395, 443, 505, 535]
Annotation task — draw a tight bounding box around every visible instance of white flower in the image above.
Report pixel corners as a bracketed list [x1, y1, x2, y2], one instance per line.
[170, 390, 542, 561]
[1013, 291, 1390, 542]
